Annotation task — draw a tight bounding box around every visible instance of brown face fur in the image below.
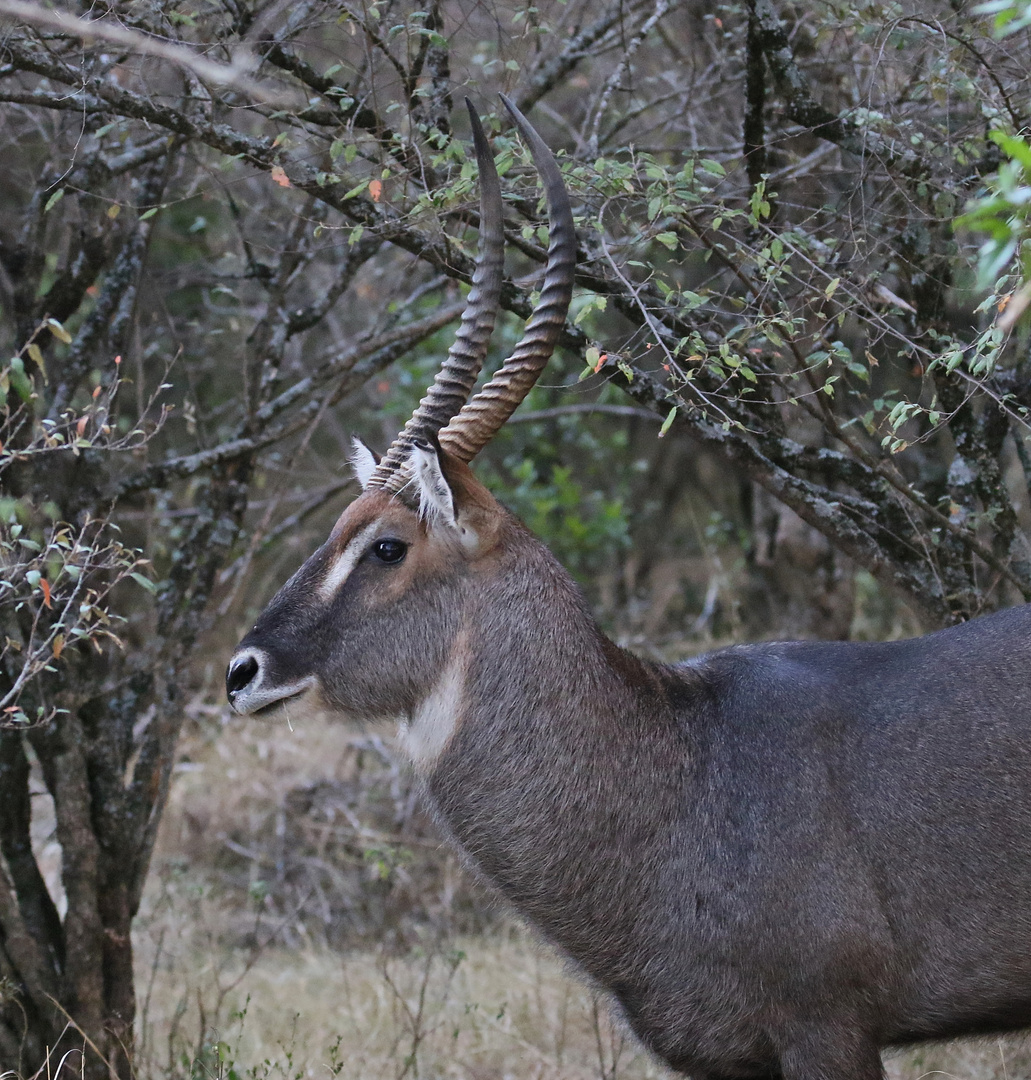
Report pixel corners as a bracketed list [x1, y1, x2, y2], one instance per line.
[226, 448, 507, 721]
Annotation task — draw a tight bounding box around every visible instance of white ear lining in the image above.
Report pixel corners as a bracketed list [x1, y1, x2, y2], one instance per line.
[350, 437, 378, 490]
[410, 443, 457, 527]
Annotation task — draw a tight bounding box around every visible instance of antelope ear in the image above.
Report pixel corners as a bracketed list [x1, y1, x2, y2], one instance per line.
[410, 440, 457, 527]
[349, 437, 379, 490]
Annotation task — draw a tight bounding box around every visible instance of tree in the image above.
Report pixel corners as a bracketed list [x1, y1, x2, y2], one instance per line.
[0, 0, 1029, 1074]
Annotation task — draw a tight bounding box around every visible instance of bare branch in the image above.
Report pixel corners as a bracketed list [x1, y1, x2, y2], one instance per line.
[0, 0, 289, 104]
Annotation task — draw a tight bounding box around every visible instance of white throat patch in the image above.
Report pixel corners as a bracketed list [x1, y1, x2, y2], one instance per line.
[399, 654, 467, 772]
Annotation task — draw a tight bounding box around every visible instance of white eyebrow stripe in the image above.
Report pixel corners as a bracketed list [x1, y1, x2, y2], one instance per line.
[318, 520, 384, 600]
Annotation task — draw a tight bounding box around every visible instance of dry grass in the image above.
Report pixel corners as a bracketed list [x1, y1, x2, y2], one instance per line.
[135, 930, 680, 1079]
[136, 703, 674, 1077]
[125, 703, 1031, 1080]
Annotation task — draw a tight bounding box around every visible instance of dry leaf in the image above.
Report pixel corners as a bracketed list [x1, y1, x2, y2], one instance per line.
[998, 281, 1031, 333]
[27, 342, 47, 383]
[369, 179, 383, 202]
[870, 283, 917, 315]
[40, 579, 51, 609]
[46, 318, 72, 344]
[271, 165, 291, 188]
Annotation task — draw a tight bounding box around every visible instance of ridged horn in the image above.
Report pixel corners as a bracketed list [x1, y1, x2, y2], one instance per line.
[368, 99, 505, 490]
[437, 94, 576, 464]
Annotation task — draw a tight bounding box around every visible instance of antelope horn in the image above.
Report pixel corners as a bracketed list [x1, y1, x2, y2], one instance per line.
[368, 100, 505, 490]
[437, 94, 576, 464]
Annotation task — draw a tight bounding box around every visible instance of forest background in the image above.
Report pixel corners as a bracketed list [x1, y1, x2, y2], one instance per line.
[2, 0, 1031, 1075]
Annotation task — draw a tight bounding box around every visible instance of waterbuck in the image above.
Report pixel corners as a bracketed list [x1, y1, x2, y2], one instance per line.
[226, 97, 1031, 1080]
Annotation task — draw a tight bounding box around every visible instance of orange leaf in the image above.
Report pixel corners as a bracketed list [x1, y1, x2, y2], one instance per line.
[271, 165, 291, 188]
[76, 415, 88, 438]
[40, 579, 51, 609]
[52, 634, 65, 660]
[369, 179, 383, 202]
[593, 352, 607, 374]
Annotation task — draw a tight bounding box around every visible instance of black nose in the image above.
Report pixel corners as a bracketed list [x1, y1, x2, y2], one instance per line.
[226, 654, 259, 699]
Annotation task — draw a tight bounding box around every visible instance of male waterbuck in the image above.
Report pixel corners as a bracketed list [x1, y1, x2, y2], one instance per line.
[227, 97, 1031, 1080]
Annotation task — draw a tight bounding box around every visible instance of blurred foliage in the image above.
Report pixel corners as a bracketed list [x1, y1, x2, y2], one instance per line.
[959, 131, 1031, 329]
[976, 0, 1031, 35]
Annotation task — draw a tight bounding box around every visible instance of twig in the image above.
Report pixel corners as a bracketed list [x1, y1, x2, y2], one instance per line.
[587, 0, 672, 158]
[0, 0, 289, 104]
[508, 403, 661, 423]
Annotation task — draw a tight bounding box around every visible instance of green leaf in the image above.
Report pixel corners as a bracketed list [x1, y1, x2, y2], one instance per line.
[130, 572, 158, 594]
[659, 406, 677, 437]
[991, 130, 1031, 173]
[9, 357, 33, 402]
[654, 232, 678, 250]
[44, 189, 64, 213]
[846, 360, 870, 383]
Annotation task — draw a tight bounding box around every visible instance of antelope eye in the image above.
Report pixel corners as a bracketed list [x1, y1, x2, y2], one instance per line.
[371, 538, 407, 565]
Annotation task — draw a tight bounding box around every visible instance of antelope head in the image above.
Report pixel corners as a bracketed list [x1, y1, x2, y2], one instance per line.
[225, 97, 576, 730]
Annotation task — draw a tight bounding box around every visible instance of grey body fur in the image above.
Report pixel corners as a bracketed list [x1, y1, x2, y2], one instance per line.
[428, 518, 1031, 1080]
